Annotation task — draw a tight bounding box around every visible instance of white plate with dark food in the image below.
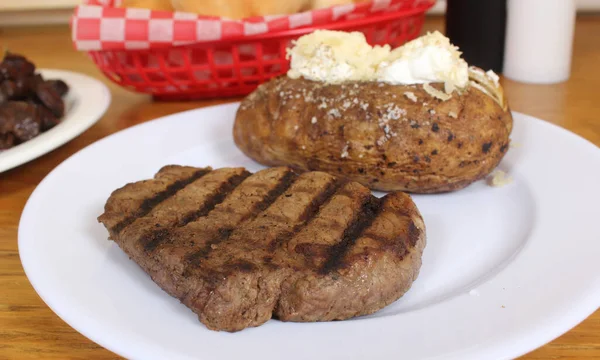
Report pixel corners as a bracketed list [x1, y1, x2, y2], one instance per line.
[0, 62, 111, 173]
[19, 103, 600, 360]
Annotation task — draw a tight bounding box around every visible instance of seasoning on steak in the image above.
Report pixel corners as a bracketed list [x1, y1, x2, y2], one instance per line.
[98, 166, 426, 332]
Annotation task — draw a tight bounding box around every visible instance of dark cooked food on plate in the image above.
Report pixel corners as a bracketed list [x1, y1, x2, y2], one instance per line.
[0, 52, 70, 150]
[98, 165, 426, 332]
[234, 31, 513, 192]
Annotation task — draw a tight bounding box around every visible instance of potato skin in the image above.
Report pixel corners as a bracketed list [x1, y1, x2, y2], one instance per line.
[233, 77, 513, 193]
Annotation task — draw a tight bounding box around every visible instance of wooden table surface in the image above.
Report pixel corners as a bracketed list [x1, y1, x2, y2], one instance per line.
[1, 15, 599, 360]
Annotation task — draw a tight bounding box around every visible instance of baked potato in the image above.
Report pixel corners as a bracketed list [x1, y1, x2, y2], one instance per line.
[233, 69, 512, 193]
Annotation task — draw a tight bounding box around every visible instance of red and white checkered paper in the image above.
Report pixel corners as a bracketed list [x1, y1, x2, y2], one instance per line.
[72, 0, 435, 51]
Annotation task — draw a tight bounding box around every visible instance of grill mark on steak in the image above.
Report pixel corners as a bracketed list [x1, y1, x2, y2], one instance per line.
[224, 260, 256, 273]
[277, 181, 373, 271]
[139, 228, 173, 252]
[185, 228, 233, 267]
[297, 179, 342, 224]
[319, 197, 383, 274]
[110, 168, 210, 234]
[363, 233, 408, 260]
[176, 171, 251, 227]
[267, 179, 342, 253]
[407, 222, 422, 247]
[251, 170, 298, 214]
[185, 169, 299, 267]
[141, 171, 251, 252]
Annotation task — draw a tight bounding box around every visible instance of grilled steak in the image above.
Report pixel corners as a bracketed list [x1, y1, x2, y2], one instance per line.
[98, 165, 426, 332]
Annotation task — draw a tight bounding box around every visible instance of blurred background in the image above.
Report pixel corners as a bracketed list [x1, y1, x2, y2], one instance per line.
[0, 0, 599, 26]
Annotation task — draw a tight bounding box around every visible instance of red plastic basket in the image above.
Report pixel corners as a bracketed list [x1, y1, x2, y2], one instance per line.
[86, 4, 433, 100]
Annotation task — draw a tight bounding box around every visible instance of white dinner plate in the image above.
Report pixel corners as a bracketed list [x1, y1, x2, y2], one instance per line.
[19, 104, 600, 360]
[0, 69, 111, 173]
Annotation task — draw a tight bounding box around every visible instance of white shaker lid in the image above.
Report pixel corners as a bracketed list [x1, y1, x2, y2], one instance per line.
[503, 0, 576, 84]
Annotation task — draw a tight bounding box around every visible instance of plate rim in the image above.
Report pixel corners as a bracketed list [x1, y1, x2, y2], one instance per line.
[18, 104, 600, 360]
[0, 68, 111, 173]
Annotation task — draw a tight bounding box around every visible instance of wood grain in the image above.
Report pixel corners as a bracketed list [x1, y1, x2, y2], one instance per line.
[1, 15, 599, 360]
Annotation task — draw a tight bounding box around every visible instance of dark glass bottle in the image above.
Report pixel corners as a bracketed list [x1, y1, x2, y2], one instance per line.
[445, 0, 507, 73]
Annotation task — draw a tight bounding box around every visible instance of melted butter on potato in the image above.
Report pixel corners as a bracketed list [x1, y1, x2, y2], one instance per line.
[287, 30, 469, 96]
[377, 31, 469, 90]
[287, 30, 390, 83]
